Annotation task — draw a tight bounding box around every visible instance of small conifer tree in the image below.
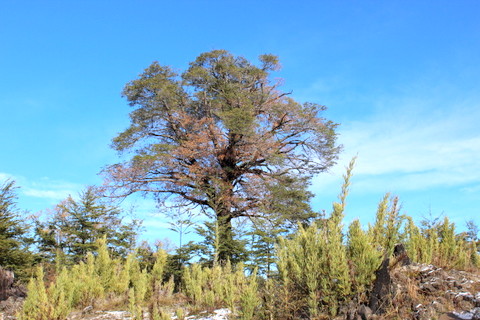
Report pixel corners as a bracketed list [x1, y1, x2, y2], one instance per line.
[369, 194, 404, 257]
[404, 217, 422, 263]
[17, 267, 52, 320]
[239, 268, 260, 320]
[95, 236, 115, 292]
[276, 158, 355, 317]
[347, 219, 382, 297]
[438, 217, 456, 266]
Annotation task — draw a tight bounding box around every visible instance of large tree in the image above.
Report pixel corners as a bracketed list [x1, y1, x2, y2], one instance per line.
[104, 50, 341, 261]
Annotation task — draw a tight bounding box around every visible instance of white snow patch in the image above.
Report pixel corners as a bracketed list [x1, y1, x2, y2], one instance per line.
[455, 292, 474, 299]
[452, 311, 473, 320]
[92, 311, 131, 319]
[419, 264, 436, 273]
[185, 309, 232, 320]
[427, 268, 440, 275]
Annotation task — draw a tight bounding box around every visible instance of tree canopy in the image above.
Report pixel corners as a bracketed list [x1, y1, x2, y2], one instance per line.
[104, 50, 341, 261]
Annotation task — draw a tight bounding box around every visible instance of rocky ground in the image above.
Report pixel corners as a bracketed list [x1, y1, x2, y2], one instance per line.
[393, 263, 480, 320]
[346, 262, 480, 320]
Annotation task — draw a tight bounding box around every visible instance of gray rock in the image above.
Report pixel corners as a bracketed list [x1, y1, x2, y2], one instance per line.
[472, 307, 480, 320]
[358, 304, 373, 320]
[82, 305, 94, 315]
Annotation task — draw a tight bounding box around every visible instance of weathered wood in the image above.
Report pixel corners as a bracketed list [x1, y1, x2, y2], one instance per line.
[369, 257, 391, 314]
[0, 267, 14, 301]
[393, 243, 411, 266]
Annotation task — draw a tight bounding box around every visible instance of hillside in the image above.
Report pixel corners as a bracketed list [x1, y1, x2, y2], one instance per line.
[2, 256, 480, 320]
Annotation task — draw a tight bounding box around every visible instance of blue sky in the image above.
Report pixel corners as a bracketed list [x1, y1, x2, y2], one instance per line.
[1, 1, 479, 244]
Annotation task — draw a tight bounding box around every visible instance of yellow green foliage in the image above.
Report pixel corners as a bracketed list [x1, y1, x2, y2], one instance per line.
[17, 155, 480, 320]
[369, 193, 404, 256]
[17, 241, 160, 319]
[239, 268, 260, 320]
[49, 267, 75, 319]
[134, 268, 150, 304]
[471, 247, 480, 268]
[182, 261, 258, 314]
[404, 217, 427, 263]
[347, 219, 382, 297]
[128, 287, 143, 320]
[275, 159, 355, 317]
[72, 253, 105, 307]
[17, 266, 73, 320]
[404, 217, 479, 270]
[114, 252, 133, 294]
[17, 267, 54, 320]
[175, 307, 186, 320]
[151, 304, 172, 320]
[277, 221, 349, 317]
[152, 248, 168, 284]
[95, 236, 116, 292]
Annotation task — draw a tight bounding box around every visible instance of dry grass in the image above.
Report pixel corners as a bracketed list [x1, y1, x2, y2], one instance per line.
[92, 294, 128, 311]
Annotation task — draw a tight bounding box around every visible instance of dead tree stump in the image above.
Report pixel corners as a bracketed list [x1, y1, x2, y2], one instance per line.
[0, 267, 14, 301]
[369, 257, 391, 314]
[393, 243, 411, 266]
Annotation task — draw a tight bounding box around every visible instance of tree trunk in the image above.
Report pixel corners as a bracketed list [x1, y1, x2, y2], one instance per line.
[0, 267, 14, 301]
[216, 213, 235, 264]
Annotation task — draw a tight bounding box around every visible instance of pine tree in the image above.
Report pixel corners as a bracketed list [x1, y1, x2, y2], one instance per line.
[183, 219, 248, 266]
[95, 236, 115, 292]
[275, 158, 355, 317]
[104, 50, 341, 262]
[34, 186, 141, 263]
[347, 219, 382, 296]
[248, 218, 283, 277]
[0, 179, 34, 278]
[16, 267, 53, 320]
[438, 217, 456, 266]
[369, 193, 405, 257]
[248, 174, 318, 277]
[404, 217, 427, 263]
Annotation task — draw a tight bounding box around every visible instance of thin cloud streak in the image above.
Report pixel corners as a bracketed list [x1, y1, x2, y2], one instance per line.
[0, 172, 14, 181]
[313, 101, 480, 195]
[0, 173, 83, 208]
[22, 178, 82, 201]
[22, 189, 72, 200]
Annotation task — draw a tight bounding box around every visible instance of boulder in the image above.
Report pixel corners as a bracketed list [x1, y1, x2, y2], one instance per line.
[358, 304, 373, 320]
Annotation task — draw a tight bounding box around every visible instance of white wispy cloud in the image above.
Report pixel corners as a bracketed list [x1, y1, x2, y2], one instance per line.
[0, 172, 15, 181]
[461, 184, 480, 194]
[0, 173, 84, 212]
[22, 189, 73, 200]
[313, 98, 480, 195]
[142, 218, 171, 230]
[22, 178, 82, 201]
[1, 173, 81, 202]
